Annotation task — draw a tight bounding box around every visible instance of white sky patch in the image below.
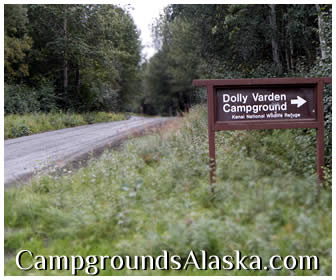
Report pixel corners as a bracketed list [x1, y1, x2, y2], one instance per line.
[129, 2, 167, 60]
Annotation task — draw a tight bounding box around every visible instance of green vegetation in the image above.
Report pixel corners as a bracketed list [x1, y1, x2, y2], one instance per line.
[5, 4, 331, 117]
[142, 4, 332, 167]
[4, 3, 332, 277]
[142, 5, 331, 114]
[5, 106, 331, 276]
[4, 4, 332, 164]
[5, 111, 126, 139]
[5, 4, 141, 113]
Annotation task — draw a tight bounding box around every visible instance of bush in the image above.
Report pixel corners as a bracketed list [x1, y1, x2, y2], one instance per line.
[4, 81, 59, 115]
[35, 79, 59, 112]
[4, 84, 40, 114]
[78, 82, 121, 112]
[10, 124, 31, 137]
[4, 111, 127, 139]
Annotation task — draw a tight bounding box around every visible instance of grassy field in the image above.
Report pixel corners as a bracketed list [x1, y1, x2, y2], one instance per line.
[4, 111, 127, 139]
[4, 105, 331, 276]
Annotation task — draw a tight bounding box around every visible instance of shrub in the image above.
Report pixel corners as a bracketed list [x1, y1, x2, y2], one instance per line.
[4, 111, 127, 139]
[4, 84, 40, 114]
[35, 79, 60, 112]
[10, 123, 31, 137]
[79, 82, 121, 112]
[4, 81, 59, 115]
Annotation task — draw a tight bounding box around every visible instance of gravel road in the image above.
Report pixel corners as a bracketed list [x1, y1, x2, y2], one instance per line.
[4, 117, 172, 187]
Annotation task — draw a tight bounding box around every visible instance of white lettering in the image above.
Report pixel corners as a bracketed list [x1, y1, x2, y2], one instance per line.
[141, 255, 154, 270]
[50, 255, 69, 270]
[71, 256, 84, 275]
[99, 256, 110, 270]
[208, 255, 220, 270]
[223, 94, 230, 103]
[298, 255, 319, 270]
[269, 255, 282, 270]
[223, 104, 231, 112]
[249, 255, 262, 270]
[170, 255, 182, 270]
[201, 250, 207, 269]
[85, 255, 99, 275]
[183, 250, 200, 270]
[284, 255, 297, 270]
[125, 256, 139, 270]
[110, 255, 124, 270]
[34, 255, 46, 270]
[16, 250, 33, 271]
[235, 250, 248, 270]
[222, 255, 234, 270]
[155, 250, 168, 270]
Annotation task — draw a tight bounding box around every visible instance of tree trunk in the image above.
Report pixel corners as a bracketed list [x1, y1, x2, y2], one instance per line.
[63, 8, 68, 95]
[285, 46, 290, 73]
[303, 44, 312, 65]
[315, 4, 327, 60]
[76, 66, 80, 96]
[269, 4, 283, 74]
[289, 37, 294, 71]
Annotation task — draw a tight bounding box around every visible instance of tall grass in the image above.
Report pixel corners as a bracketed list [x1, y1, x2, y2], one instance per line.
[4, 111, 127, 139]
[4, 105, 331, 276]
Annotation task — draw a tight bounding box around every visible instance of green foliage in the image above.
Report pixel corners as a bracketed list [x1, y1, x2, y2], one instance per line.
[4, 34, 32, 81]
[80, 82, 120, 112]
[10, 124, 31, 138]
[144, 4, 332, 166]
[323, 167, 332, 189]
[309, 6, 331, 166]
[323, 85, 332, 166]
[292, 5, 332, 166]
[4, 4, 141, 113]
[4, 111, 126, 139]
[4, 81, 59, 115]
[36, 80, 60, 112]
[4, 4, 32, 82]
[5, 106, 331, 276]
[25, 4, 141, 112]
[143, 51, 175, 115]
[143, 4, 331, 115]
[4, 84, 40, 114]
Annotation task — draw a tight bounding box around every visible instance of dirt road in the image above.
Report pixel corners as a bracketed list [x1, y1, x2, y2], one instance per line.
[4, 117, 172, 187]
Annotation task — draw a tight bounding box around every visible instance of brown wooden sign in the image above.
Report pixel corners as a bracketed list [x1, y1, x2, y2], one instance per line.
[216, 86, 316, 122]
[192, 78, 332, 185]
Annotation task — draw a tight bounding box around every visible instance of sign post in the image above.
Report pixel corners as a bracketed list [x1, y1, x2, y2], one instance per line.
[193, 78, 332, 185]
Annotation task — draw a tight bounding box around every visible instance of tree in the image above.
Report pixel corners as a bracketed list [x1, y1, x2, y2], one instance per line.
[269, 5, 283, 74]
[315, 4, 328, 61]
[144, 4, 329, 115]
[143, 50, 174, 115]
[25, 4, 141, 111]
[4, 4, 32, 82]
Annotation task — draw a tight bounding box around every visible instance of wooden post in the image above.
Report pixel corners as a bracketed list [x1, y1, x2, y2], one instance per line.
[208, 130, 216, 186]
[207, 86, 216, 186]
[316, 79, 325, 182]
[316, 126, 325, 182]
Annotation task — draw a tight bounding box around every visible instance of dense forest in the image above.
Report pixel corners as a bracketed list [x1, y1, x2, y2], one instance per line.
[142, 4, 331, 115]
[6, 4, 330, 162]
[5, 4, 141, 113]
[5, 4, 331, 114]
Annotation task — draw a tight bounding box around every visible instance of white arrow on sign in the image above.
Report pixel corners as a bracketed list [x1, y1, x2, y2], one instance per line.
[291, 96, 307, 108]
